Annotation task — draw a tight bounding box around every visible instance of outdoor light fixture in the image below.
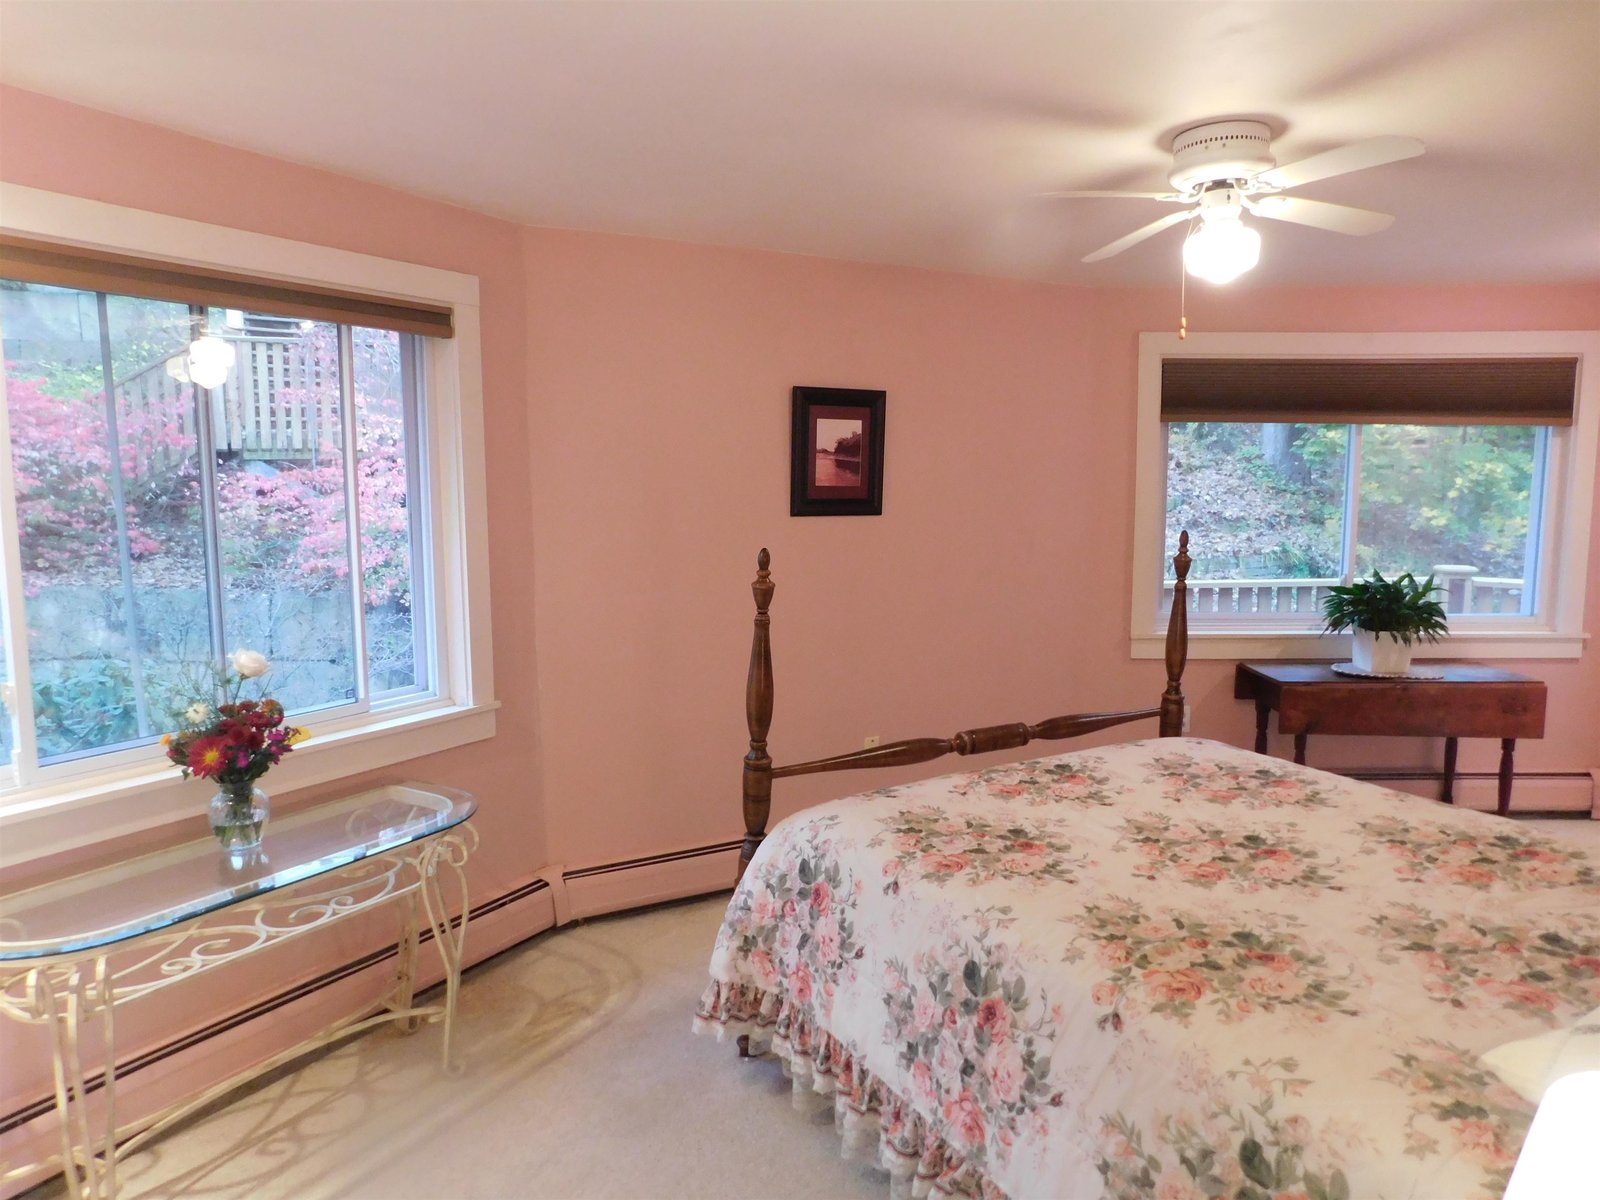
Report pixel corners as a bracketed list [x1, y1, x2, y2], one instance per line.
[1182, 187, 1261, 285]
[165, 335, 237, 391]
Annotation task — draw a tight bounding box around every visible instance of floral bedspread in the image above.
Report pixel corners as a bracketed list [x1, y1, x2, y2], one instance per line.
[693, 738, 1600, 1200]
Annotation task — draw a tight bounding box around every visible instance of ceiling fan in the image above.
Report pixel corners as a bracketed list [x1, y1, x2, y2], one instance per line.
[1048, 120, 1425, 282]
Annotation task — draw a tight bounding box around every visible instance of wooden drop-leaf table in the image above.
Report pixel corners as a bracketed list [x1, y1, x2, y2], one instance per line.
[1233, 662, 1547, 815]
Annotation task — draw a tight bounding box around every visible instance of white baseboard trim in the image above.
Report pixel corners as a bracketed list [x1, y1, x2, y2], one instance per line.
[1359, 772, 1595, 815]
[0, 837, 745, 1192]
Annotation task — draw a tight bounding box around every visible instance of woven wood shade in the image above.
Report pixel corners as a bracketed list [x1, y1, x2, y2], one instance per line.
[0, 235, 453, 339]
[1161, 357, 1577, 426]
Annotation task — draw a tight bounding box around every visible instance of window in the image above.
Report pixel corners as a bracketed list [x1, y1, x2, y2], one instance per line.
[0, 184, 493, 865]
[1132, 332, 1599, 660]
[0, 285, 429, 778]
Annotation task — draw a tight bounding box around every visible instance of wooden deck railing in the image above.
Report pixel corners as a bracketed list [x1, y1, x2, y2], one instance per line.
[115, 336, 342, 476]
[1161, 571, 1526, 618]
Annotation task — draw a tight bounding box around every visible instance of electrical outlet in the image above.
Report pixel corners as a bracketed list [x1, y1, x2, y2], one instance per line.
[1182, 703, 1192, 735]
[864, 734, 881, 749]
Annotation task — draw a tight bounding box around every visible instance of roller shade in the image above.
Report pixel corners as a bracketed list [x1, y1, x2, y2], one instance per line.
[0, 234, 454, 339]
[1161, 357, 1577, 426]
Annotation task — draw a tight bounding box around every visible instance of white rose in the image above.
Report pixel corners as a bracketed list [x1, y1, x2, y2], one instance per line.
[230, 649, 270, 678]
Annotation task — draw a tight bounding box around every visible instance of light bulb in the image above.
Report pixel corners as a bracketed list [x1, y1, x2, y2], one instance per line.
[186, 336, 236, 391]
[1183, 210, 1261, 285]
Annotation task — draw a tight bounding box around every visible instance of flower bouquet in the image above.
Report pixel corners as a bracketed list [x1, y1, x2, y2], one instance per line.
[163, 649, 308, 853]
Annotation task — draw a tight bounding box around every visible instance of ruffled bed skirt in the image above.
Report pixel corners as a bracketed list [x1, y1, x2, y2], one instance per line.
[694, 979, 1006, 1200]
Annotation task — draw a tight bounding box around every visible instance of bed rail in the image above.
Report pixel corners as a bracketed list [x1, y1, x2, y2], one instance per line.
[738, 533, 1192, 879]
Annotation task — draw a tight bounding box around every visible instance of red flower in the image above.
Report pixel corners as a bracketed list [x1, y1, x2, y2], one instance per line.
[185, 735, 229, 778]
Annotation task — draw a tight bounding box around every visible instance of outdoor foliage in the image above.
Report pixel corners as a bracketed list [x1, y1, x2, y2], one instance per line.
[1167, 422, 1536, 580]
[4, 309, 417, 761]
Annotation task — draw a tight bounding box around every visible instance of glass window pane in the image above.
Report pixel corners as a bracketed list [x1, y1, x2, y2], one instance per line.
[1165, 422, 1348, 615]
[2, 283, 208, 762]
[213, 314, 357, 713]
[1356, 424, 1539, 616]
[352, 328, 424, 696]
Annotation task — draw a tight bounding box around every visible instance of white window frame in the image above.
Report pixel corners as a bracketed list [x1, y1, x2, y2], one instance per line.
[1131, 330, 1599, 661]
[0, 184, 497, 867]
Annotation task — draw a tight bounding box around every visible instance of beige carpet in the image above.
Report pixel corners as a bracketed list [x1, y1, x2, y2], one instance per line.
[26, 819, 1598, 1200]
[30, 893, 886, 1200]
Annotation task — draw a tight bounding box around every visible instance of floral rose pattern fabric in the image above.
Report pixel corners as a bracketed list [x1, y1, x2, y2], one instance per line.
[694, 738, 1599, 1199]
[1121, 813, 1342, 892]
[869, 808, 1089, 891]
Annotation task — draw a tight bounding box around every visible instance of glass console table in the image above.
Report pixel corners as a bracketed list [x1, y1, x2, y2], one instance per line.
[0, 782, 477, 1200]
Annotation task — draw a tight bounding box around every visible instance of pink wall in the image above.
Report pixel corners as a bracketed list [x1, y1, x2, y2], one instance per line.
[0, 86, 546, 1150]
[523, 226, 1600, 867]
[1, 83, 1597, 1163]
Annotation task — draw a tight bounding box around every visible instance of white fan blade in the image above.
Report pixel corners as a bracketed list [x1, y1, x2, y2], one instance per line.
[1041, 190, 1188, 202]
[1082, 210, 1194, 262]
[1256, 135, 1424, 190]
[1248, 195, 1395, 236]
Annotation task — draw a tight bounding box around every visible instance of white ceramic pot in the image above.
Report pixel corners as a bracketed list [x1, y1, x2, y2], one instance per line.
[1352, 628, 1412, 675]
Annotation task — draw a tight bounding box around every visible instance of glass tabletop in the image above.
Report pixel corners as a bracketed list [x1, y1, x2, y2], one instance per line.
[0, 782, 475, 963]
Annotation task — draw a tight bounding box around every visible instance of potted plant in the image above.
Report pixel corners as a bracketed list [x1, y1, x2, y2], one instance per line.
[1321, 570, 1448, 675]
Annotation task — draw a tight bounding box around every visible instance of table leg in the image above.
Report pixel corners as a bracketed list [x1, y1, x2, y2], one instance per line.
[1441, 737, 1458, 805]
[392, 892, 422, 1033]
[420, 837, 471, 1074]
[1498, 739, 1516, 817]
[1254, 700, 1270, 755]
[34, 962, 118, 1199]
[1293, 733, 1307, 765]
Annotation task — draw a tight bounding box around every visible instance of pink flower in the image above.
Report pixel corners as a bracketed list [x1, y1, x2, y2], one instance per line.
[1478, 978, 1558, 1011]
[882, 858, 902, 877]
[999, 854, 1045, 874]
[788, 961, 813, 1004]
[750, 949, 778, 985]
[943, 1091, 987, 1150]
[815, 924, 841, 964]
[1244, 971, 1305, 1000]
[986, 1043, 1025, 1104]
[925, 852, 971, 874]
[1142, 967, 1210, 1003]
[1524, 861, 1576, 884]
[1011, 840, 1049, 856]
[1091, 980, 1121, 1006]
[1097, 941, 1132, 967]
[1255, 858, 1302, 882]
[809, 880, 832, 916]
[1455, 1118, 1513, 1164]
[976, 996, 1011, 1043]
[1444, 864, 1498, 887]
[914, 993, 939, 1032]
[1179, 861, 1230, 883]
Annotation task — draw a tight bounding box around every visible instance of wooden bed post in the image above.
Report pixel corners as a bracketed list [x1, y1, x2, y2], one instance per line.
[738, 548, 776, 882]
[1160, 530, 1191, 737]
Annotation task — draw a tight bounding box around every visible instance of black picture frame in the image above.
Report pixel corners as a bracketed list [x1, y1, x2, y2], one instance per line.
[790, 386, 886, 517]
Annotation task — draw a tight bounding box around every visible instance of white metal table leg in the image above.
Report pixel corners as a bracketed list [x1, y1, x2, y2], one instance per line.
[35, 962, 118, 1199]
[419, 839, 470, 1073]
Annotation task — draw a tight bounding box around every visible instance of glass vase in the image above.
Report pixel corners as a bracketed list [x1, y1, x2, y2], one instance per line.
[210, 782, 270, 853]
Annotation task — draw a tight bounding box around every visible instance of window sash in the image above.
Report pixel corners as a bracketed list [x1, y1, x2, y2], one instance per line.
[1161, 420, 1552, 624]
[0, 288, 435, 791]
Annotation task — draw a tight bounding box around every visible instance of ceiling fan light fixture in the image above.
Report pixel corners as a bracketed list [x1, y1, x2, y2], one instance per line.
[1182, 204, 1260, 285]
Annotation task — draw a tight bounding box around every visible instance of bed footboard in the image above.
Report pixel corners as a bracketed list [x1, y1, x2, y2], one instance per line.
[738, 534, 1192, 879]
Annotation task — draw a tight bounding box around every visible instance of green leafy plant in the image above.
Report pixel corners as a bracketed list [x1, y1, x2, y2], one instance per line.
[1320, 570, 1448, 645]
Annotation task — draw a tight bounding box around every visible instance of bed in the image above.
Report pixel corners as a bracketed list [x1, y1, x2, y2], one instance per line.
[693, 541, 1600, 1199]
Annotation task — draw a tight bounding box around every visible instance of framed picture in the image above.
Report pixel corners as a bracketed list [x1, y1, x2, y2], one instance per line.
[790, 386, 886, 516]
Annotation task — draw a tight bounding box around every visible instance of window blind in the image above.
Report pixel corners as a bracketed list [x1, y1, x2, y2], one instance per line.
[0, 234, 454, 339]
[1161, 357, 1577, 426]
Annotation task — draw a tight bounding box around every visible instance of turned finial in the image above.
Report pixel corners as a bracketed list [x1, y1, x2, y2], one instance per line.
[1173, 530, 1192, 583]
[753, 547, 774, 613]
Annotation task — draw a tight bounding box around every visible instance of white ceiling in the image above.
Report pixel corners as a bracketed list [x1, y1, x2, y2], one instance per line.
[2, 1, 1598, 288]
